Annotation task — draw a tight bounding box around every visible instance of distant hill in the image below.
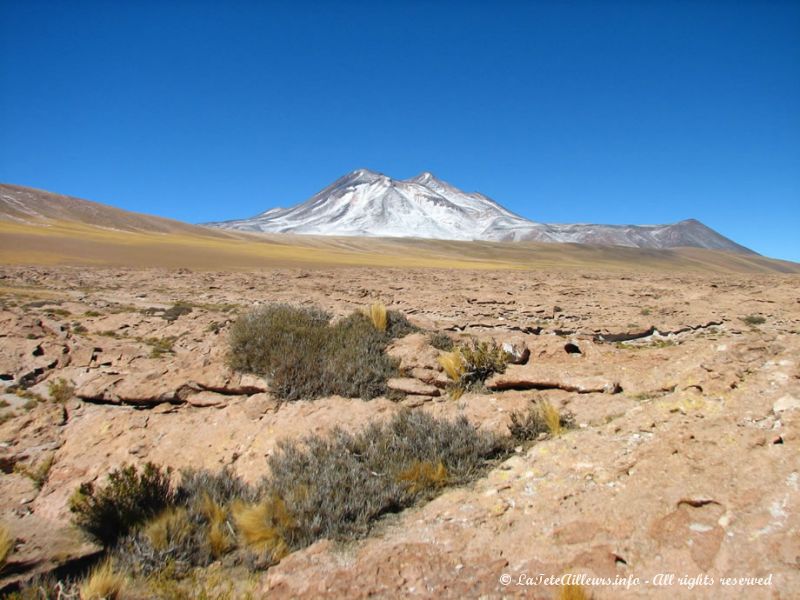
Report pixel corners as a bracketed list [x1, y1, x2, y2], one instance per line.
[207, 169, 755, 254]
[0, 183, 226, 237]
[2, 182, 796, 274]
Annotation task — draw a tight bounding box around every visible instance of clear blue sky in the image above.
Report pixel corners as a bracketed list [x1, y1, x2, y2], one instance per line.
[1, 1, 798, 261]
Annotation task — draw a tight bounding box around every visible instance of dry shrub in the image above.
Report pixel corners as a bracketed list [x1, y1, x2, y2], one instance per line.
[228, 304, 404, 401]
[266, 410, 506, 546]
[79, 560, 127, 600]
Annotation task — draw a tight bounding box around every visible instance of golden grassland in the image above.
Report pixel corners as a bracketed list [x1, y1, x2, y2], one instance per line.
[1, 218, 798, 274]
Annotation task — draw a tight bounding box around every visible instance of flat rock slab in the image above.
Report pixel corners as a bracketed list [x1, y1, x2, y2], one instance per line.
[487, 365, 621, 394]
[387, 377, 440, 396]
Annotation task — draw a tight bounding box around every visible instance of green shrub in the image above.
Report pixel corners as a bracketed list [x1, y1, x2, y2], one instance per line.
[70, 463, 174, 546]
[228, 304, 403, 401]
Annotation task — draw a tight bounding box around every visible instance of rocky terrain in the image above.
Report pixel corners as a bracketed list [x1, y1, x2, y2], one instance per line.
[1, 265, 798, 598]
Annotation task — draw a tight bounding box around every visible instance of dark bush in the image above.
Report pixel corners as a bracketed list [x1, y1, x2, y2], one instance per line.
[70, 463, 174, 546]
[228, 304, 402, 401]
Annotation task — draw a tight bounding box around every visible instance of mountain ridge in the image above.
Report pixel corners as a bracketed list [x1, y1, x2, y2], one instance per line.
[207, 169, 756, 254]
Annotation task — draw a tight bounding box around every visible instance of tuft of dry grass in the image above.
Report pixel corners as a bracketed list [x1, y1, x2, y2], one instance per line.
[199, 493, 234, 558]
[143, 507, 192, 552]
[367, 301, 388, 332]
[541, 400, 563, 436]
[79, 560, 127, 600]
[232, 496, 293, 561]
[438, 350, 465, 381]
[397, 460, 448, 495]
[0, 523, 14, 569]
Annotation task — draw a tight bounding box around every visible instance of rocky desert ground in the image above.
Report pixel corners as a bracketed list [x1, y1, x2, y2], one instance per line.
[1, 264, 798, 598]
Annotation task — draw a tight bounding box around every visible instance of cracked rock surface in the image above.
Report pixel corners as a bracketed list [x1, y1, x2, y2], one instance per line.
[1, 265, 798, 597]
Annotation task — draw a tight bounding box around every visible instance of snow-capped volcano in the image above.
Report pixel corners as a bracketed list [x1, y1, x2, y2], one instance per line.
[207, 169, 755, 253]
[210, 169, 534, 241]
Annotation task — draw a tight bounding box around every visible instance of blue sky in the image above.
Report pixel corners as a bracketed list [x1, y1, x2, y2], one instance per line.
[1, 0, 798, 261]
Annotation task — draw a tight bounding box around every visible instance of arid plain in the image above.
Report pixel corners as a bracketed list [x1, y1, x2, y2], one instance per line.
[1, 185, 799, 598]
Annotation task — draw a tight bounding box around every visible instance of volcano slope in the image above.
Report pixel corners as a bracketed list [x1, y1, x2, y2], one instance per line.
[0, 265, 798, 598]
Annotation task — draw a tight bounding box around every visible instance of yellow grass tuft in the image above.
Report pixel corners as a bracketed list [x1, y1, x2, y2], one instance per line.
[79, 560, 127, 600]
[558, 582, 593, 600]
[540, 400, 563, 436]
[397, 460, 449, 495]
[232, 495, 293, 561]
[198, 493, 234, 557]
[143, 507, 192, 552]
[0, 523, 14, 569]
[437, 350, 464, 381]
[367, 301, 388, 332]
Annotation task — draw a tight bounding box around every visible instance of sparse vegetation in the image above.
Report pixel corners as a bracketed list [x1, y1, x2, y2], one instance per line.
[14, 454, 54, 489]
[228, 304, 412, 401]
[640, 307, 651, 316]
[83, 310, 103, 317]
[438, 338, 509, 398]
[508, 400, 574, 441]
[71, 322, 88, 334]
[48, 377, 75, 402]
[741, 314, 766, 326]
[142, 336, 177, 358]
[70, 462, 174, 546]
